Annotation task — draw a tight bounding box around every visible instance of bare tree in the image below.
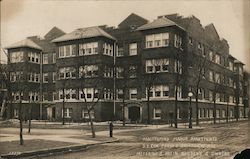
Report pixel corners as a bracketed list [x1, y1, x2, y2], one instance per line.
[117, 65, 136, 126]
[190, 53, 211, 125]
[143, 58, 166, 124]
[212, 77, 220, 124]
[1, 47, 25, 145]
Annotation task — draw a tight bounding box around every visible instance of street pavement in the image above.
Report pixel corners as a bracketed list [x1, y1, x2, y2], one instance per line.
[39, 121, 249, 159]
[0, 120, 249, 159]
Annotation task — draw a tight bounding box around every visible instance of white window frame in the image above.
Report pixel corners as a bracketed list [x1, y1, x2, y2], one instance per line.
[129, 43, 137, 56]
[43, 53, 48, 64]
[129, 88, 137, 100]
[43, 73, 49, 83]
[153, 108, 161, 119]
[145, 33, 169, 49]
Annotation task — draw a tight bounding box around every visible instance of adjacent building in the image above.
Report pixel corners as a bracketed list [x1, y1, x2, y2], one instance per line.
[4, 13, 249, 123]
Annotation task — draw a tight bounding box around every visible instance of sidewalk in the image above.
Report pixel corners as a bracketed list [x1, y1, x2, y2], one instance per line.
[0, 127, 118, 159]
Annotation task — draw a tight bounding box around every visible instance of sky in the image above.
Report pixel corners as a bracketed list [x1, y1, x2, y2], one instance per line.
[1, 0, 249, 71]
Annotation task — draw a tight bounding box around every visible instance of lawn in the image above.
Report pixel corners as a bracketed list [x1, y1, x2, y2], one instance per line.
[0, 139, 76, 155]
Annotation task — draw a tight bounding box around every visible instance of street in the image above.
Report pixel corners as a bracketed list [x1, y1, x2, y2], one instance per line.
[37, 121, 249, 159]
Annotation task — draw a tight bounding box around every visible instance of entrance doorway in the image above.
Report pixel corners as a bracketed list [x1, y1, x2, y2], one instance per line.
[128, 106, 140, 122]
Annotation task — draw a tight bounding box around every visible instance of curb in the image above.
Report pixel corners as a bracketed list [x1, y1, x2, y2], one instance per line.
[0, 138, 119, 159]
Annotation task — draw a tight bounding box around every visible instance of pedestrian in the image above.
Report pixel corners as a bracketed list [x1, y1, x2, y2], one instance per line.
[109, 122, 113, 137]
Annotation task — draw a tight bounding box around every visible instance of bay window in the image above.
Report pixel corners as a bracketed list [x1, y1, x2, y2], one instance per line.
[146, 33, 169, 48]
[59, 44, 77, 58]
[79, 65, 98, 78]
[59, 67, 76, 79]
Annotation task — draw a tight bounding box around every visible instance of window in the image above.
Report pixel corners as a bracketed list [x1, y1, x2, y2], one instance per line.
[59, 89, 77, 100]
[103, 43, 113, 56]
[10, 72, 23, 82]
[155, 86, 161, 97]
[103, 66, 113, 78]
[175, 86, 182, 98]
[163, 86, 169, 97]
[239, 97, 243, 104]
[198, 88, 205, 100]
[215, 54, 220, 64]
[43, 54, 48, 64]
[12, 92, 23, 102]
[209, 90, 213, 101]
[79, 88, 99, 100]
[209, 51, 214, 62]
[28, 73, 40, 83]
[145, 59, 169, 73]
[116, 67, 124, 78]
[174, 60, 182, 74]
[229, 61, 234, 71]
[216, 109, 220, 118]
[63, 108, 73, 118]
[28, 52, 40, 63]
[129, 43, 137, 56]
[230, 109, 233, 117]
[14, 109, 19, 118]
[52, 53, 56, 63]
[117, 47, 124, 57]
[28, 92, 39, 101]
[43, 73, 48, 83]
[146, 33, 169, 48]
[221, 110, 226, 118]
[79, 42, 98, 56]
[209, 70, 213, 82]
[216, 93, 220, 102]
[53, 72, 56, 82]
[229, 96, 234, 103]
[82, 109, 95, 119]
[153, 108, 161, 119]
[117, 89, 124, 99]
[129, 88, 137, 99]
[53, 92, 59, 101]
[148, 85, 169, 98]
[174, 34, 182, 48]
[43, 92, 48, 101]
[129, 66, 137, 78]
[59, 67, 76, 79]
[59, 45, 77, 58]
[10, 51, 24, 63]
[209, 109, 213, 118]
[239, 67, 243, 75]
[215, 73, 220, 83]
[79, 65, 98, 78]
[103, 88, 113, 100]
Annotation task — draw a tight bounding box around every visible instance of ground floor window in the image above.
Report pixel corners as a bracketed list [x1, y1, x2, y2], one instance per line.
[82, 109, 95, 119]
[153, 108, 161, 119]
[209, 109, 213, 118]
[230, 109, 234, 118]
[203, 108, 206, 118]
[216, 109, 220, 118]
[14, 109, 19, 118]
[221, 109, 226, 118]
[62, 108, 73, 118]
[239, 110, 243, 118]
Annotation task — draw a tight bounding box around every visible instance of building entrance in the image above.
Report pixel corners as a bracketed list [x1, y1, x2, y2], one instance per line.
[128, 106, 140, 121]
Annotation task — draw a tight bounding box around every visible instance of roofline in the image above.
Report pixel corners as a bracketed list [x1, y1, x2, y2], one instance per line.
[136, 18, 185, 32]
[5, 45, 42, 50]
[52, 35, 117, 43]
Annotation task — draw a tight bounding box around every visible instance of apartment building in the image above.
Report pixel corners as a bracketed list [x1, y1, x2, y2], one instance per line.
[5, 13, 249, 123]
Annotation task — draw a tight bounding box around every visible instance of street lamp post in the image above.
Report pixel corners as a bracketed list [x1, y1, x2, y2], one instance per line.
[188, 92, 193, 128]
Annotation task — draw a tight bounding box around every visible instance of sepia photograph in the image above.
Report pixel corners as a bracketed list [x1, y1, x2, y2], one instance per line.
[0, 0, 250, 158]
